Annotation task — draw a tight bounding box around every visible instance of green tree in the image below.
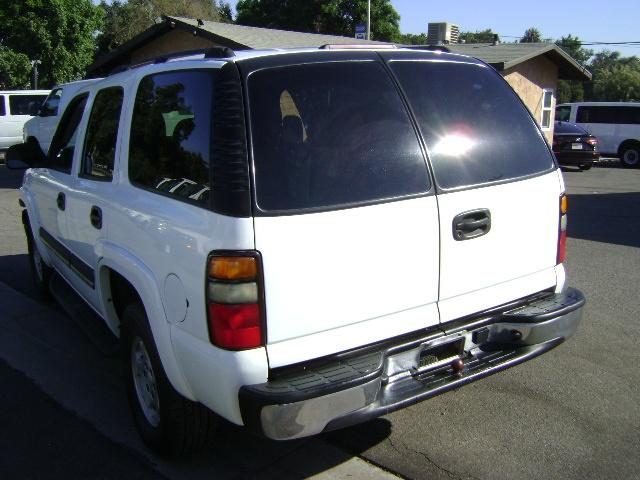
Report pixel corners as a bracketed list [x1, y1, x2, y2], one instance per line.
[520, 27, 542, 43]
[0, 0, 103, 88]
[0, 47, 32, 89]
[96, 0, 224, 56]
[458, 29, 498, 44]
[556, 34, 593, 65]
[593, 63, 640, 101]
[235, 0, 401, 42]
[396, 33, 428, 45]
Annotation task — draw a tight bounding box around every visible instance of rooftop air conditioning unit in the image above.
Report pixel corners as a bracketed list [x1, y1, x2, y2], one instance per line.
[427, 22, 460, 44]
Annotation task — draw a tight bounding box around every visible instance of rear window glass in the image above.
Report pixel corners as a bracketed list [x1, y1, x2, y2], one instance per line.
[248, 61, 429, 212]
[389, 61, 554, 190]
[9, 94, 47, 115]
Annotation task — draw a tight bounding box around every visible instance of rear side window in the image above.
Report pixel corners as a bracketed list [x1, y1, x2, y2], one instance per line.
[129, 70, 214, 206]
[390, 61, 554, 190]
[9, 94, 46, 115]
[577, 105, 640, 124]
[248, 61, 429, 212]
[0, 96, 5, 116]
[81, 87, 124, 180]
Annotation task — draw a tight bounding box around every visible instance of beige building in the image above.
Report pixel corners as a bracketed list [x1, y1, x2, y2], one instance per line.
[87, 16, 591, 142]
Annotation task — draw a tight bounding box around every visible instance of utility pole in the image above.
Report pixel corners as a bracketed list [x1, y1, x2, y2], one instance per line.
[30, 60, 41, 89]
[367, 0, 371, 40]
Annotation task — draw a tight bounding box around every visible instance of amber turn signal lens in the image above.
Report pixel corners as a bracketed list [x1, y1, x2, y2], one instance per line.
[560, 195, 568, 214]
[209, 256, 257, 280]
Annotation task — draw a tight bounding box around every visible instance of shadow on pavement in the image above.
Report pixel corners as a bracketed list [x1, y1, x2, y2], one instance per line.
[0, 165, 25, 189]
[0, 253, 39, 300]
[568, 192, 640, 248]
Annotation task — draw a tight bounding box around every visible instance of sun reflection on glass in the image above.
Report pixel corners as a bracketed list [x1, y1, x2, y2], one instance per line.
[432, 134, 476, 157]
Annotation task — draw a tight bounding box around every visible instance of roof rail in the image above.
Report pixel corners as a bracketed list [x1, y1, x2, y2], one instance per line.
[403, 45, 451, 53]
[107, 47, 235, 76]
[319, 44, 397, 50]
[154, 47, 235, 63]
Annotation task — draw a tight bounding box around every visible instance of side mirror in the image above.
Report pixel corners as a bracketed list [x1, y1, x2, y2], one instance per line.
[5, 141, 46, 170]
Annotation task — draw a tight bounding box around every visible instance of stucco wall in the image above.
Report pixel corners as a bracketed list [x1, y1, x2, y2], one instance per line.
[502, 56, 558, 143]
[130, 28, 217, 63]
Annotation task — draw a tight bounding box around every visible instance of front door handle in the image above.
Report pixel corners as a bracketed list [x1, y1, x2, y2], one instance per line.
[56, 192, 65, 211]
[453, 209, 491, 241]
[90, 206, 102, 230]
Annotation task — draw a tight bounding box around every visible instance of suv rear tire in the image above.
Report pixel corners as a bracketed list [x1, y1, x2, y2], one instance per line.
[121, 302, 217, 457]
[620, 144, 640, 168]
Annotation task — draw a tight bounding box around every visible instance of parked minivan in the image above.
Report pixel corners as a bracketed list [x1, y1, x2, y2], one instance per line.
[0, 90, 49, 152]
[23, 79, 100, 154]
[556, 102, 640, 167]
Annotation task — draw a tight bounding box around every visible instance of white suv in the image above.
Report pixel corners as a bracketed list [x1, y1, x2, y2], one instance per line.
[8, 46, 585, 456]
[0, 90, 49, 152]
[23, 79, 100, 154]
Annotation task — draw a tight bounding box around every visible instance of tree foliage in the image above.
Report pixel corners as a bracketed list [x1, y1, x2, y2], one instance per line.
[556, 34, 593, 65]
[458, 29, 499, 44]
[235, 0, 401, 41]
[396, 33, 428, 45]
[520, 27, 542, 43]
[0, 0, 103, 88]
[0, 47, 32, 89]
[96, 0, 226, 57]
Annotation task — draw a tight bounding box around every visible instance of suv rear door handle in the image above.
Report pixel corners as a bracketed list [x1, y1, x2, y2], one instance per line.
[453, 209, 491, 240]
[56, 192, 65, 211]
[90, 206, 102, 230]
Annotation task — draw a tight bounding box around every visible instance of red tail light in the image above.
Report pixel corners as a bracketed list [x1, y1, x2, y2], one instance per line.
[206, 252, 265, 350]
[585, 137, 598, 146]
[557, 195, 567, 264]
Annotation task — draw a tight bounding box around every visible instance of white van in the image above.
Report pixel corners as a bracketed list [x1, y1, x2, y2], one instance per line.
[556, 102, 640, 167]
[0, 90, 49, 151]
[23, 79, 100, 154]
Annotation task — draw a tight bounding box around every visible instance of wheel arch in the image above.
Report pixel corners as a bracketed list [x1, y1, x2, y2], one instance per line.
[617, 139, 640, 157]
[97, 245, 196, 401]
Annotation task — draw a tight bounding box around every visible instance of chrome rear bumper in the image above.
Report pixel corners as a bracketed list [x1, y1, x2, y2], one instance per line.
[239, 288, 585, 440]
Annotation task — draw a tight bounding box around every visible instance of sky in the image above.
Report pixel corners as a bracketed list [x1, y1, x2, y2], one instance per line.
[228, 0, 640, 57]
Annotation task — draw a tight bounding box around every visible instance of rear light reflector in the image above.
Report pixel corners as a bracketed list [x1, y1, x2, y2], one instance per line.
[206, 252, 264, 350]
[557, 195, 568, 264]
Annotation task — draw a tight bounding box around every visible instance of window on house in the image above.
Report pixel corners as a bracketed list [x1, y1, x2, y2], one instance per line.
[541, 89, 553, 129]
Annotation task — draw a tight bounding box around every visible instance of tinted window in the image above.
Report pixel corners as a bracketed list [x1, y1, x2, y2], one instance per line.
[576, 106, 640, 124]
[390, 61, 554, 190]
[48, 94, 88, 174]
[40, 88, 63, 117]
[81, 87, 124, 180]
[129, 70, 214, 206]
[0, 96, 5, 116]
[9, 94, 47, 115]
[556, 106, 571, 122]
[248, 62, 429, 212]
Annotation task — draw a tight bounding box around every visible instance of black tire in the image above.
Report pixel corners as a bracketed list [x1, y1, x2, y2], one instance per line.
[25, 222, 53, 299]
[121, 302, 217, 457]
[579, 163, 592, 171]
[620, 145, 640, 168]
